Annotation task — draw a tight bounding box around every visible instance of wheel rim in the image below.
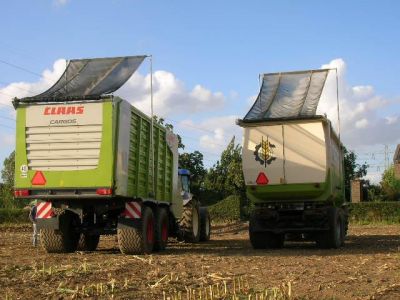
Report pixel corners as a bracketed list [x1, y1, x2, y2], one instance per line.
[192, 207, 199, 236]
[161, 220, 168, 242]
[147, 218, 154, 244]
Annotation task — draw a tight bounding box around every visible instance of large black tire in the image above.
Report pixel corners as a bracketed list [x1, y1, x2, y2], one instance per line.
[316, 207, 342, 249]
[180, 200, 200, 243]
[77, 234, 100, 251]
[249, 214, 267, 249]
[117, 206, 155, 254]
[154, 207, 169, 251]
[265, 232, 285, 249]
[199, 207, 211, 242]
[40, 212, 79, 253]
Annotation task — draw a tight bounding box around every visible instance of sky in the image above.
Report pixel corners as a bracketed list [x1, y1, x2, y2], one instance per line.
[1, 0, 400, 183]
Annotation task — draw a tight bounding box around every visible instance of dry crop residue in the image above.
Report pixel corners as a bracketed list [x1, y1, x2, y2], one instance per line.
[1, 223, 400, 299]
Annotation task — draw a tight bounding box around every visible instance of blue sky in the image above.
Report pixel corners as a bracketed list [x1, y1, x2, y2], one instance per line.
[1, 0, 400, 182]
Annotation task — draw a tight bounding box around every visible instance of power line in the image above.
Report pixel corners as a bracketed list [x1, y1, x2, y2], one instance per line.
[0, 80, 35, 95]
[0, 90, 16, 99]
[0, 102, 14, 109]
[0, 59, 42, 77]
[0, 115, 15, 121]
[0, 41, 36, 60]
[0, 123, 15, 130]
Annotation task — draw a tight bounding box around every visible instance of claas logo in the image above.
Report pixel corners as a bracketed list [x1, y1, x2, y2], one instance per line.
[43, 106, 84, 115]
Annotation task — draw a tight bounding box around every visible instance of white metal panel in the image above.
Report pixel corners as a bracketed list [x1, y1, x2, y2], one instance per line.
[284, 122, 326, 184]
[27, 149, 100, 158]
[26, 125, 102, 134]
[26, 132, 102, 142]
[25, 102, 103, 171]
[27, 142, 101, 150]
[242, 125, 284, 185]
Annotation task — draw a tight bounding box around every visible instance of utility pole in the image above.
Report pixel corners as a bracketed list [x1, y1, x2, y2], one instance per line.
[384, 145, 389, 170]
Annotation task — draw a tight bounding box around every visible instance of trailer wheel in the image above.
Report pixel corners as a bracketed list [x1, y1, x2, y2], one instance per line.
[199, 207, 211, 242]
[78, 234, 100, 251]
[154, 207, 169, 251]
[180, 200, 200, 243]
[41, 212, 79, 253]
[339, 210, 346, 246]
[316, 207, 342, 249]
[249, 215, 267, 249]
[265, 232, 285, 249]
[118, 206, 155, 254]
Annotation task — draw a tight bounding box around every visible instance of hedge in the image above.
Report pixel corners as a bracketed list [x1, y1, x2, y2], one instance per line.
[348, 202, 400, 224]
[208, 195, 241, 222]
[208, 197, 400, 224]
[0, 208, 30, 224]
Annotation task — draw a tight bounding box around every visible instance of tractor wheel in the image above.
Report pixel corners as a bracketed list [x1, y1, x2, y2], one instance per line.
[41, 212, 79, 253]
[154, 207, 169, 251]
[199, 207, 211, 242]
[180, 200, 200, 243]
[78, 234, 100, 251]
[118, 206, 155, 254]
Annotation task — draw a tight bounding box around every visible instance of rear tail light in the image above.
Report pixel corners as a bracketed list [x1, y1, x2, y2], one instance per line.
[96, 188, 113, 195]
[14, 189, 30, 197]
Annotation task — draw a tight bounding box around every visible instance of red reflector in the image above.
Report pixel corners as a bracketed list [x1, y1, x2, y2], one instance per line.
[256, 172, 269, 185]
[96, 188, 113, 195]
[14, 189, 30, 197]
[31, 171, 46, 185]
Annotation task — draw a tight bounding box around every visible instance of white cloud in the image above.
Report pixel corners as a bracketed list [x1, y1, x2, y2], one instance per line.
[0, 59, 65, 106]
[317, 58, 399, 149]
[116, 70, 225, 117]
[176, 115, 242, 156]
[53, 0, 70, 7]
[355, 118, 368, 129]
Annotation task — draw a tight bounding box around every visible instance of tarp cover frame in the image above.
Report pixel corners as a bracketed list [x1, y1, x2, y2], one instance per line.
[244, 69, 330, 121]
[19, 55, 146, 102]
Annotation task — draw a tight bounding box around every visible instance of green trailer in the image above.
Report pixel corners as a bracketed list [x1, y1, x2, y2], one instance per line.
[13, 56, 211, 254]
[238, 69, 348, 249]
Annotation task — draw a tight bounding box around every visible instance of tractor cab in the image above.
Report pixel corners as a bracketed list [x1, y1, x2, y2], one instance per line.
[178, 169, 192, 205]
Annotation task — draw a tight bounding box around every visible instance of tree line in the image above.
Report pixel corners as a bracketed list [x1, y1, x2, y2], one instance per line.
[1, 132, 399, 209]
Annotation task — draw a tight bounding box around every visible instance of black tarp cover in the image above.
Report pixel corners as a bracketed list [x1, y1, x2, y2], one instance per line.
[244, 69, 330, 120]
[22, 56, 146, 100]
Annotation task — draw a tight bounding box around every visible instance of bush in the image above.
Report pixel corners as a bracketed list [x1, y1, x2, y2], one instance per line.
[0, 208, 30, 224]
[209, 197, 400, 225]
[348, 202, 400, 224]
[208, 195, 241, 222]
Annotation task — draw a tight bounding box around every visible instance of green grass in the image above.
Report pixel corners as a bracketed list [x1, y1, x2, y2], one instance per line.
[0, 208, 29, 224]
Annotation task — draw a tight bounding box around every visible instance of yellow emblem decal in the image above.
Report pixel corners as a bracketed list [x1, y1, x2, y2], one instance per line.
[254, 136, 276, 167]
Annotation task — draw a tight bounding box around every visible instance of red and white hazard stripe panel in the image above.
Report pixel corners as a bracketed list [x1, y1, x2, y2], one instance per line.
[123, 202, 141, 219]
[36, 202, 53, 219]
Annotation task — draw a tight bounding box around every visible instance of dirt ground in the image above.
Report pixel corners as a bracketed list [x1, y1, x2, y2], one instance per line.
[1, 223, 400, 299]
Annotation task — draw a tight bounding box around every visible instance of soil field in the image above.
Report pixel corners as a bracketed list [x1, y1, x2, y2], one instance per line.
[1, 223, 400, 299]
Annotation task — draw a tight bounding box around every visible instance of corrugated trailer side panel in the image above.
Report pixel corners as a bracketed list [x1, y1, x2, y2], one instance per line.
[127, 103, 174, 203]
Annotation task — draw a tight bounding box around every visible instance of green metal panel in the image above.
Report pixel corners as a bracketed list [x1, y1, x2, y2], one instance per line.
[126, 105, 174, 202]
[246, 169, 345, 206]
[14, 101, 114, 189]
